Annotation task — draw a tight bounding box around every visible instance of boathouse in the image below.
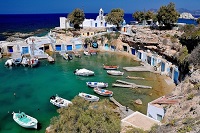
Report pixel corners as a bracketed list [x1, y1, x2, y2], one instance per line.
[147, 96, 179, 121]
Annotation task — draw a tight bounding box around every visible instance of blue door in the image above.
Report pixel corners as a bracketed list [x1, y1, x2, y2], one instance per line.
[67, 45, 72, 51]
[104, 44, 109, 50]
[22, 47, 29, 54]
[111, 45, 115, 50]
[161, 62, 165, 72]
[55, 45, 61, 51]
[95, 23, 97, 27]
[174, 70, 179, 84]
[8, 46, 13, 52]
[131, 48, 135, 55]
[75, 44, 82, 50]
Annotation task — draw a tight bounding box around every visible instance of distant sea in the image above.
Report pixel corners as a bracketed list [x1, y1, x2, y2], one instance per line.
[0, 13, 199, 41]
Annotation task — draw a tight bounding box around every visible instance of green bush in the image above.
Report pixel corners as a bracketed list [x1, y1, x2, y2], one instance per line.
[187, 93, 194, 100]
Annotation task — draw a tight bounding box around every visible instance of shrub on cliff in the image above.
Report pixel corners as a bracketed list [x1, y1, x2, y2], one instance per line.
[189, 44, 200, 68]
[50, 97, 121, 133]
[180, 25, 200, 53]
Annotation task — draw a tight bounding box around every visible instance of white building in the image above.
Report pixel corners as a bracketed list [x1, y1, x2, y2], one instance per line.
[82, 8, 110, 27]
[59, 8, 115, 29]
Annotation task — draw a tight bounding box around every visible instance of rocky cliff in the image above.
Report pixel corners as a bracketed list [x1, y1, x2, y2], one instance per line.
[156, 69, 200, 133]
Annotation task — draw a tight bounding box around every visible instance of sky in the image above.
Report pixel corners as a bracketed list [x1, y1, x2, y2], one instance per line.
[0, 0, 199, 14]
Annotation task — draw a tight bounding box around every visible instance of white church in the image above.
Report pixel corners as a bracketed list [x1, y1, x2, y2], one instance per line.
[60, 8, 115, 29]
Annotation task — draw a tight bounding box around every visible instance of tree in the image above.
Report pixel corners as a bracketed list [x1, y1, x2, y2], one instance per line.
[132, 11, 145, 23]
[133, 10, 155, 23]
[50, 97, 121, 133]
[67, 8, 85, 29]
[157, 2, 179, 29]
[105, 8, 124, 30]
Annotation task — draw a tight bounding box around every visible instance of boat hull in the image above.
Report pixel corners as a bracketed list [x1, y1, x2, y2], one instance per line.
[78, 93, 99, 102]
[107, 70, 124, 76]
[50, 95, 72, 108]
[93, 88, 113, 97]
[13, 112, 38, 129]
[86, 82, 108, 88]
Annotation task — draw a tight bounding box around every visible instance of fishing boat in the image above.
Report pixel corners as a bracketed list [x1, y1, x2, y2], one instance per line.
[21, 56, 29, 67]
[107, 70, 124, 76]
[78, 92, 99, 102]
[62, 53, 69, 60]
[12, 112, 38, 129]
[47, 55, 55, 64]
[5, 59, 14, 67]
[28, 57, 39, 68]
[50, 95, 72, 108]
[86, 82, 108, 88]
[13, 58, 22, 66]
[93, 87, 113, 97]
[74, 68, 94, 76]
[103, 65, 119, 70]
[84, 51, 90, 56]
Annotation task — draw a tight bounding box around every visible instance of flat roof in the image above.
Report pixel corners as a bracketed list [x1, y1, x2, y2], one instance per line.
[121, 111, 160, 131]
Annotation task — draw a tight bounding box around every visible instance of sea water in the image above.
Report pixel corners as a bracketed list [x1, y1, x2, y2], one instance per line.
[0, 52, 173, 133]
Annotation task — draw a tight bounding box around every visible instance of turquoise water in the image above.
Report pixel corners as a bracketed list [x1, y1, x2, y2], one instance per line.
[0, 52, 172, 133]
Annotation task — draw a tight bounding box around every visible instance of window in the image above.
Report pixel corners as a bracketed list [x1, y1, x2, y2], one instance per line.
[157, 114, 162, 121]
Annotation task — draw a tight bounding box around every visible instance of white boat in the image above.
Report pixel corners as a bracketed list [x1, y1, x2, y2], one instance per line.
[47, 55, 55, 64]
[13, 58, 22, 66]
[74, 68, 94, 76]
[107, 70, 124, 76]
[50, 95, 72, 108]
[28, 57, 39, 68]
[12, 112, 38, 129]
[62, 53, 73, 60]
[84, 51, 90, 56]
[78, 92, 99, 102]
[86, 82, 108, 88]
[5, 59, 14, 67]
[21, 56, 29, 67]
[93, 87, 113, 97]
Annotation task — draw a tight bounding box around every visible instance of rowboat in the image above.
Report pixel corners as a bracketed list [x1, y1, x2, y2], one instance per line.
[93, 87, 113, 97]
[78, 92, 99, 102]
[12, 112, 38, 129]
[103, 65, 119, 70]
[107, 70, 124, 76]
[86, 82, 108, 88]
[50, 95, 72, 108]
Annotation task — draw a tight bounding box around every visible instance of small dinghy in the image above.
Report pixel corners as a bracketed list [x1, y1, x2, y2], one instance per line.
[12, 112, 38, 129]
[47, 55, 55, 64]
[86, 82, 108, 88]
[78, 92, 99, 102]
[50, 95, 72, 108]
[107, 70, 124, 76]
[103, 65, 119, 70]
[93, 87, 113, 97]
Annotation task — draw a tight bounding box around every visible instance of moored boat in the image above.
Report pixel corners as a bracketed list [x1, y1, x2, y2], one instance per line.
[47, 55, 55, 64]
[28, 57, 39, 68]
[12, 112, 38, 129]
[74, 68, 94, 76]
[78, 92, 99, 102]
[103, 65, 119, 70]
[84, 51, 90, 56]
[93, 87, 113, 97]
[50, 95, 72, 108]
[86, 82, 108, 88]
[107, 70, 124, 76]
